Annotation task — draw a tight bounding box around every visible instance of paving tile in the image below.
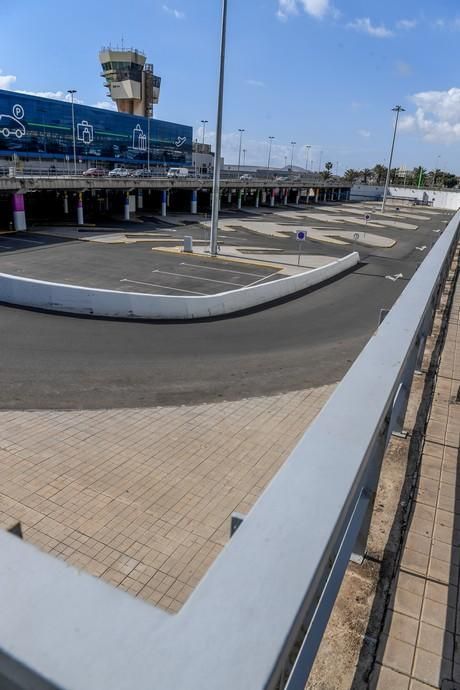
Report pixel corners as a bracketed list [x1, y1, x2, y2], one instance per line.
[369, 664, 410, 690]
[376, 635, 414, 675]
[412, 648, 450, 687]
[383, 612, 419, 646]
[417, 621, 454, 660]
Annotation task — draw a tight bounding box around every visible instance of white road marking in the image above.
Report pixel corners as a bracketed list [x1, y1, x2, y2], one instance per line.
[416, 245, 427, 251]
[433, 228, 441, 233]
[179, 262, 264, 278]
[152, 269, 246, 287]
[120, 278, 206, 296]
[247, 271, 280, 287]
[385, 273, 404, 282]
[0, 236, 44, 245]
[0, 245, 13, 250]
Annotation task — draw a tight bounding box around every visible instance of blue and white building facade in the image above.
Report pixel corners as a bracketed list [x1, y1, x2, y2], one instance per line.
[0, 89, 192, 170]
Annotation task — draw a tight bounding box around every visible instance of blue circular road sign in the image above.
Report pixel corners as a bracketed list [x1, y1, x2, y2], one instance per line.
[296, 231, 306, 241]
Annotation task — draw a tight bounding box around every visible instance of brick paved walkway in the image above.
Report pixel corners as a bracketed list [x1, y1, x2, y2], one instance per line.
[0, 385, 334, 613]
[370, 279, 460, 689]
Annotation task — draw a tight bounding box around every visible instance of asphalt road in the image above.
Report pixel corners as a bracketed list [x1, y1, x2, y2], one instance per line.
[0, 205, 453, 409]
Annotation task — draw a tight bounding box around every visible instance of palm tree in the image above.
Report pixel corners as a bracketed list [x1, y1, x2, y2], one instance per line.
[373, 164, 387, 185]
[322, 161, 333, 179]
[362, 168, 371, 183]
[344, 168, 359, 182]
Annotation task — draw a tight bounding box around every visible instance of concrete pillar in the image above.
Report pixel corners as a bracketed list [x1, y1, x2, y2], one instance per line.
[261, 190, 267, 205]
[161, 190, 167, 217]
[77, 193, 84, 225]
[315, 189, 319, 203]
[137, 189, 144, 210]
[63, 192, 69, 215]
[191, 189, 198, 214]
[124, 193, 130, 221]
[227, 190, 232, 204]
[295, 191, 300, 205]
[105, 190, 110, 212]
[255, 190, 260, 208]
[12, 193, 26, 231]
[270, 189, 275, 207]
[283, 189, 288, 205]
[237, 190, 242, 210]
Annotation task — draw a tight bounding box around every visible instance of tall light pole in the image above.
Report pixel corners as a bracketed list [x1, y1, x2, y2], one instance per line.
[305, 144, 311, 171]
[209, 0, 227, 257]
[267, 136, 275, 170]
[381, 105, 405, 212]
[237, 128, 245, 173]
[201, 119, 208, 145]
[67, 89, 77, 175]
[318, 150, 323, 172]
[290, 141, 296, 170]
[242, 148, 246, 166]
[147, 105, 152, 172]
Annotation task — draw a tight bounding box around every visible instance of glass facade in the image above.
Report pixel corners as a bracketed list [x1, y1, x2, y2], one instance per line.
[0, 89, 192, 167]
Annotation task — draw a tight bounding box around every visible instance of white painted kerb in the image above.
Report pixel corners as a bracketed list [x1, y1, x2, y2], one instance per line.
[0, 252, 359, 320]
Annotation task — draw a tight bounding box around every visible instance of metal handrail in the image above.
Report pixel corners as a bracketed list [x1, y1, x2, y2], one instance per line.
[0, 211, 458, 690]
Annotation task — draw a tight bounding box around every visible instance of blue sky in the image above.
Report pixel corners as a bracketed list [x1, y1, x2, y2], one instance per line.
[2, 0, 460, 172]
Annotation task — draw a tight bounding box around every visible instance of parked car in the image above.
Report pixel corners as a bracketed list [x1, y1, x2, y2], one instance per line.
[167, 167, 189, 178]
[108, 167, 129, 177]
[130, 169, 152, 177]
[83, 167, 107, 177]
[239, 173, 253, 180]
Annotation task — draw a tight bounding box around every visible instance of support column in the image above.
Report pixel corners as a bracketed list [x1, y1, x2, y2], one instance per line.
[315, 189, 319, 203]
[63, 192, 69, 215]
[191, 189, 198, 214]
[137, 189, 144, 210]
[124, 193, 130, 221]
[12, 193, 26, 231]
[270, 189, 275, 207]
[255, 190, 260, 208]
[161, 190, 167, 217]
[283, 189, 288, 205]
[77, 193, 84, 225]
[261, 190, 267, 205]
[227, 190, 232, 204]
[105, 190, 110, 212]
[295, 191, 300, 205]
[237, 189, 242, 210]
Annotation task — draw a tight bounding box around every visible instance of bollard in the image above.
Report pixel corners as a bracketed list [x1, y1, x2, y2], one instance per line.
[183, 236, 193, 253]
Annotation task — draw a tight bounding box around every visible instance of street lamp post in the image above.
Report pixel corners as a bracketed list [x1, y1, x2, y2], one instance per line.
[147, 105, 152, 172]
[242, 148, 246, 166]
[237, 128, 245, 174]
[201, 119, 208, 145]
[381, 105, 405, 212]
[290, 141, 296, 170]
[67, 89, 77, 175]
[267, 136, 275, 170]
[209, 0, 228, 257]
[305, 144, 311, 171]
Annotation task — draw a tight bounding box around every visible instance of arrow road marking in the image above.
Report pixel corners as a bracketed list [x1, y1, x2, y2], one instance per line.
[385, 273, 404, 282]
[416, 245, 427, 251]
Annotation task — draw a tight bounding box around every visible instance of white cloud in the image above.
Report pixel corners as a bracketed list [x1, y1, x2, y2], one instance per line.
[92, 100, 117, 110]
[15, 89, 86, 104]
[0, 71, 17, 90]
[162, 4, 185, 19]
[277, 0, 331, 20]
[358, 129, 371, 138]
[396, 18, 417, 29]
[347, 17, 394, 38]
[246, 79, 265, 87]
[401, 87, 460, 142]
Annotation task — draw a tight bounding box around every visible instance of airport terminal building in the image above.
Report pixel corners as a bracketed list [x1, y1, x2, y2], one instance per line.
[0, 89, 192, 171]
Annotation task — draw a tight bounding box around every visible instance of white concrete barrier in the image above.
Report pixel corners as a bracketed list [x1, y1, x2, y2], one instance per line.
[0, 252, 359, 320]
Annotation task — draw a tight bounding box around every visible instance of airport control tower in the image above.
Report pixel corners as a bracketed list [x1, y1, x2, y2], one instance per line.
[99, 47, 161, 116]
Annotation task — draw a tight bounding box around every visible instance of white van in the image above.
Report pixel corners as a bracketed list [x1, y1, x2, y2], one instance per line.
[167, 167, 189, 178]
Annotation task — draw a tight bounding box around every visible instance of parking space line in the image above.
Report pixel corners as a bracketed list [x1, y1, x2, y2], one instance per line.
[152, 269, 246, 287]
[120, 278, 206, 296]
[179, 262, 265, 278]
[247, 272, 280, 287]
[0, 236, 44, 245]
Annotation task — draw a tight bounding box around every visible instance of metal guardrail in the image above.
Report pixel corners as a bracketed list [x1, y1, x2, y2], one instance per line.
[0, 210, 458, 690]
